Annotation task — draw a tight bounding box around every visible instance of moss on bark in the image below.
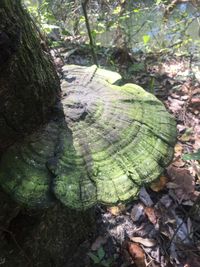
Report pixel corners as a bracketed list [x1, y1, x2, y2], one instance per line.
[0, 0, 60, 152]
[0, 2, 96, 266]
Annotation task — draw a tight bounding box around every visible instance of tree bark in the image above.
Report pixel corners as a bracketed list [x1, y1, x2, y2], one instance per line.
[0, 0, 60, 152]
[0, 2, 95, 266]
[0, 190, 95, 267]
[0, 191, 95, 267]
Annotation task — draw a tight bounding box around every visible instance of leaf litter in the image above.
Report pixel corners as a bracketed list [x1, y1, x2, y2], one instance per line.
[49, 47, 200, 266]
[82, 52, 200, 267]
[0, 26, 200, 267]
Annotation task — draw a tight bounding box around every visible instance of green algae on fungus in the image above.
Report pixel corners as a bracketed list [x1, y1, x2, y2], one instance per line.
[0, 65, 176, 210]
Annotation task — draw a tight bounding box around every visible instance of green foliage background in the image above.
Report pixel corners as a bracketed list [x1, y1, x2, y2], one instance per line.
[23, 0, 200, 55]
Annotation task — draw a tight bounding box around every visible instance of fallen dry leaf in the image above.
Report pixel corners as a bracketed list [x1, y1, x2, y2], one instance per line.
[107, 204, 126, 216]
[131, 237, 156, 247]
[172, 159, 185, 168]
[181, 95, 189, 101]
[193, 136, 200, 151]
[167, 182, 179, 189]
[131, 203, 144, 222]
[188, 161, 200, 180]
[189, 190, 200, 202]
[184, 251, 200, 267]
[174, 143, 184, 157]
[190, 97, 200, 104]
[177, 124, 187, 133]
[172, 211, 190, 243]
[168, 97, 184, 113]
[159, 194, 173, 208]
[167, 165, 195, 202]
[139, 187, 153, 207]
[144, 207, 157, 225]
[150, 176, 168, 192]
[127, 242, 146, 267]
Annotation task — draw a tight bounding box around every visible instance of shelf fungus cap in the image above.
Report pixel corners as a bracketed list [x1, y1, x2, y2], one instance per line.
[0, 65, 176, 209]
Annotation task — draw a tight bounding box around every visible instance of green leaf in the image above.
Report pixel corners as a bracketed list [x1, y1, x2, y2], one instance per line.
[101, 260, 110, 267]
[97, 246, 105, 260]
[61, 29, 71, 36]
[128, 63, 145, 73]
[42, 24, 59, 29]
[113, 6, 121, 14]
[143, 35, 150, 44]
[149, 77, 155, 95]
[91, 29, 98, 37]
[88, 252, 101, 264]
[182, 150, 200, 161]
[101, 258, 113, 267]
[97, 22, 105, 28]
[79, 16, 85, 23]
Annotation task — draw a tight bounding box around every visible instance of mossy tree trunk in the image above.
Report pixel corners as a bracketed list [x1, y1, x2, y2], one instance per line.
[0, 0, 60, 152]
[0, 2, 95, 266]
[0, 190, 95, 267]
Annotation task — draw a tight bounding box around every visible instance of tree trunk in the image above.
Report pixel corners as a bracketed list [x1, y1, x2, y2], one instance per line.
[0, 2, 95, 266]
[0, 190, 95, 267]
[0, 0, 60, 152]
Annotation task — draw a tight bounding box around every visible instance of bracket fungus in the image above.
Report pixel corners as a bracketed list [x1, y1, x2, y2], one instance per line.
[0, 65, 176, 210]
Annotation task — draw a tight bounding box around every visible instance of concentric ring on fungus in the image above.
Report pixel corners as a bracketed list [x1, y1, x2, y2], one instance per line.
[0, 65, 176, 209]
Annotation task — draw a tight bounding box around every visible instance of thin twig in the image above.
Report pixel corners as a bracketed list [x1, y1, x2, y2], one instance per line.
[168, 194, 200, 249]
[81, 0, 98, 66]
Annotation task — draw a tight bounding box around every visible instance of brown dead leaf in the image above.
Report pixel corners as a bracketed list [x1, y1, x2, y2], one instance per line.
[167, 165, 195, 202]
[172, 159, 185, 168]
[177, 124, 187, 133]
[144, 207, 157, 225]
[127, 242, 146, 267]
[179, 244, 200, 267]
[191, 87, 200, 96]
[174, 143, 184, 157]
[190, 98, 200, 104]
[131, 237, 156, 247]
[150, 176, 168, 192]
[190, 190, 200, 202]
[168, 97, 184, 113]
[171, 93, 181, 99]
[168, 97, 184, 106]
[131, 203, 144, 222]
[166, 182, 179, 189]
[193, 136, 200, 151]
[107, 204, 126, 216]
[139, 187, 153, 206]
[188, 161, 200, 180]
[181, 95, 189, 101]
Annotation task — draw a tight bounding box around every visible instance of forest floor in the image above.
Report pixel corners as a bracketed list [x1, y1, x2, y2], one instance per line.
[52, 43, 200, 267]
[0, 43, 199, 267]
